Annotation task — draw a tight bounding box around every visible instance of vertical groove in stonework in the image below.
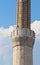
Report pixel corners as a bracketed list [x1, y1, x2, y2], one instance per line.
[16, 0, 19, 27]
[22, 1, 28, 28]
[16, 0, 30, 29]
[27, 0, 30, 29]
[20, 46, 25, 65]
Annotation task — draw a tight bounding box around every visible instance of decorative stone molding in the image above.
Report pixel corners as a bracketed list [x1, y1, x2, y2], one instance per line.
[11, 28, 35, 39]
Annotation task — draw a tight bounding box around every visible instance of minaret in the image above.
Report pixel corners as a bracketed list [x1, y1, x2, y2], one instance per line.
[12, 0, 35, 65]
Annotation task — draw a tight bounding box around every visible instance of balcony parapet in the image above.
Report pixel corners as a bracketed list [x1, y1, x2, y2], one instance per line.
[11, 28, 35, 39]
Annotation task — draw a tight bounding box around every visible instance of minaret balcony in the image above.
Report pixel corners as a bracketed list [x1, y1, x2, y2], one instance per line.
[11, 28, 35, 39]
[11, 28, 35, 48]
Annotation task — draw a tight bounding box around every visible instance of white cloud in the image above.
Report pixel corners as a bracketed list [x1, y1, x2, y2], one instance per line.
[31, 20, 40, 65]
[31, 20, 40, 35]
[0, 25, 16, 37]
[0, 25, 15, 65]
[0, 25, 16, 46]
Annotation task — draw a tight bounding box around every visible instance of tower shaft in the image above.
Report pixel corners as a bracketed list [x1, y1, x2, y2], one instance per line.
[12, 0, 35, 65]
[16, 0, 30, 28]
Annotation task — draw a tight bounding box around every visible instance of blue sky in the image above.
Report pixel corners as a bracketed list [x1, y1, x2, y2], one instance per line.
[31, 0, 40, 22]
[0, 0, 16, 28]
[0, 0, 40, 28]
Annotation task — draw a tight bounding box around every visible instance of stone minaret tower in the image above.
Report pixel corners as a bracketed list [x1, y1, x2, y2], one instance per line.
[12, 0, 35, 65]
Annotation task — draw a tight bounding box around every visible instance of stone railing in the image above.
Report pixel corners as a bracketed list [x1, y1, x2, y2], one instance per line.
[11, 28, 35, 39]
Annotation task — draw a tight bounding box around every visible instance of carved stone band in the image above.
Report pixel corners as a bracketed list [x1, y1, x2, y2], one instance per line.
[11, 28, 35, 39]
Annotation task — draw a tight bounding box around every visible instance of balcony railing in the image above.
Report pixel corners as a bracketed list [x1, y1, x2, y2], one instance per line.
[11, 28, 35, 39]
